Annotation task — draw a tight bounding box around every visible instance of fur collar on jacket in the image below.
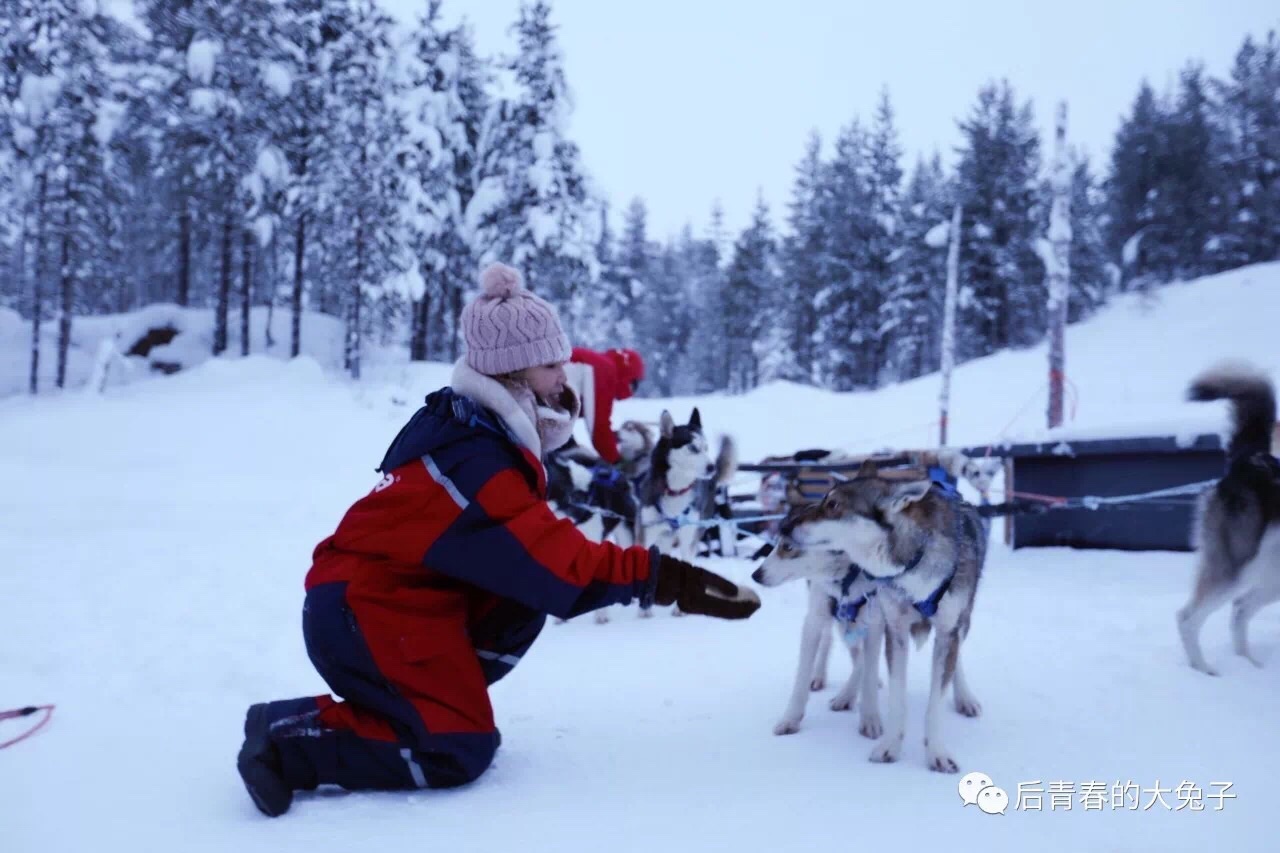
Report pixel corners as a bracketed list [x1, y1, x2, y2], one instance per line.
[450, 360, 580, 458]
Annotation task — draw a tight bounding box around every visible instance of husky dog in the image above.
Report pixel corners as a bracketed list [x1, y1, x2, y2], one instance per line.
[637, 407, 737, 616]
[616, 419, 656, 483]
[918, 449, 1003, 502]
[752, 464, 987, 773]
[546, 445, 640, 626]
[803, 451, 999, 694]
[1177, 362, 1280, 676]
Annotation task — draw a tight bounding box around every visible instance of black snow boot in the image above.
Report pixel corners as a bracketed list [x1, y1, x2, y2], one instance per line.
[237, 703, 293, 817]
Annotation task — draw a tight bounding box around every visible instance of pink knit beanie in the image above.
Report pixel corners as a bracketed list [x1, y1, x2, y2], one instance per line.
[461, 262, 571, 376]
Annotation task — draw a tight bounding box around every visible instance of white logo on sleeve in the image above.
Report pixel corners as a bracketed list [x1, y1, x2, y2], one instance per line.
[373, 473, 397, 493]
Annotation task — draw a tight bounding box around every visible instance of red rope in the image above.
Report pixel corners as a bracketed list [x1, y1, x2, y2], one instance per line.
[0, 705, 55, 749]
[1008, 489, 1069, 506]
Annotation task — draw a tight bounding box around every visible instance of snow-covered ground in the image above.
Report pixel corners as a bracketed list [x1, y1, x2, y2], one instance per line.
[4, 264, 1279, 851]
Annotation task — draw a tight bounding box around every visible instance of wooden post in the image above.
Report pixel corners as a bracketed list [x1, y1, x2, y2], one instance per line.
[1046, 102, 1072, 429]
[939, 203, 962, 445]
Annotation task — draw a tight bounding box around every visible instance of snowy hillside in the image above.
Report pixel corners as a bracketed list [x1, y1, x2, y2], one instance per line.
[3, 264, 1279, 852]
[608, 261, 1280, 465]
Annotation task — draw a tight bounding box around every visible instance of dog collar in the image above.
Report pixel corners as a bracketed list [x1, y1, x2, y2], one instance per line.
[665, 481, 697, 497]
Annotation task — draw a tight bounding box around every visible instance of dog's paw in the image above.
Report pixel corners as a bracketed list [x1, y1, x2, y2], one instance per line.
[809, 676, 825, 692]
[927, 751, 960, 774]
[829, 693, 853, 712]
[553, 617, 568, 625]
[1190, 661, 1220, 677]
[671, 607, 686, 618]
[954, 696, 982, 718]
[868, 740, 900, 764]
[772, 717, 802, 736]
[1239, 650, 1265, 669]
[593, 610, 610, 625]
[638, 607, 654, 619]
[859, 714, 884, 739]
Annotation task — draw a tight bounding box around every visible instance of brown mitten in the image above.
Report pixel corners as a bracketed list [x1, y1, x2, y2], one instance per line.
[650, 548, 761, 620]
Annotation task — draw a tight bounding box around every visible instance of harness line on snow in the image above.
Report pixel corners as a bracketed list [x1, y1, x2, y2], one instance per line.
[0, 705, 55, 749]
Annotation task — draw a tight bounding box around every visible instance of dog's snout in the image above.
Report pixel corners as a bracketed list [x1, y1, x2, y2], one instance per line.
[750, 566, 767, 585]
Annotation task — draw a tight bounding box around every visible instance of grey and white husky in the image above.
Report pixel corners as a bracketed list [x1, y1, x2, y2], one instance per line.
[637, 407, 737, 616]
[1177, 362, 1280, 676]
[752, 464, 987, 773]
[789, 452, 998, 727]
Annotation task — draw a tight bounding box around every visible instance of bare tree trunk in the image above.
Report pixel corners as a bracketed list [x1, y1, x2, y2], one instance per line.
[292, 211, 305, 358]
[409, 292, 429, 361]
[29, 172, 48, 395]
[264, 230, 276, 350]
[177, 192, 192, 306]
[56, 194, 73, 389]
[241, 227, 252, 356]
[449, 283, 462, 361]
[347, 207, 365, 379]
[1046, 102, 1072, 430]
[939, 203, 963, 446]
[214, 207, 232, 355]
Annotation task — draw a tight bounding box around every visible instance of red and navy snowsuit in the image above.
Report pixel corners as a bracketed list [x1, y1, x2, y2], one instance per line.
[257, 387, 657, 791]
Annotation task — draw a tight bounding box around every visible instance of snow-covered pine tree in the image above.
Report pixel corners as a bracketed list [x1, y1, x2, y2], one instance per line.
[581, 200, 634, 348]
[29, 1, 118, 387]
[181, 0, 285, 356]
[403, 7, 506, 361]
[1106, 81, 1171, 289]
[135, 0, 206, 309]
[1103, 74, 1231, 290]
[1165, 63, 1233, 276]
[882, 154, 950, 381]
[276, 0, 349, 357]
[724, 192, 777, 393]
[7, 0, 67, 392]
[779, 130, 829, 384]
[687, 202, 730, 393]
[496, 1, 594, 310]
[865, 89, 904, 384]
[618, 196, 661, 379]
[814, 118, 875, 390]
[0, 2, 25, 315]
[1066, 155, 1111, 322]
[1217, 31, 1280, 268]
[954, 80, 1043, 359]
[640, 236, 694, 397]
[326, 0, 407, 378]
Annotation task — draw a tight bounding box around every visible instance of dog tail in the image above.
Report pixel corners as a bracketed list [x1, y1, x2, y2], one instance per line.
[1188, 361, 1276, 461]
[714, 435, 738, 487]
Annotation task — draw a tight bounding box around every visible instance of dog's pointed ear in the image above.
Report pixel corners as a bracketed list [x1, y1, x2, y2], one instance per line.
[689, 407, 702, 430]
[856, 459, 878, 479]
[660, 410, 674, 438]
[887, 479, 932, 514]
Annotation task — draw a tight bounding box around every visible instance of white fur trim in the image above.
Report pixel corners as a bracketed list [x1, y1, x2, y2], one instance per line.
[450, 359, 543, 456]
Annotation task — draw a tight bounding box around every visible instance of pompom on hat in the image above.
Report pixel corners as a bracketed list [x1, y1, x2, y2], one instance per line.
[461, 262, 572, 376]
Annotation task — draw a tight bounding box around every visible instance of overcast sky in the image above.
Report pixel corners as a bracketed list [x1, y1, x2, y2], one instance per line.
[376, 1, 1277, 241]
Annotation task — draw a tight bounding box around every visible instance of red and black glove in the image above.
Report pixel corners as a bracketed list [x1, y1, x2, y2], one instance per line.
[650, 547, 761, 620]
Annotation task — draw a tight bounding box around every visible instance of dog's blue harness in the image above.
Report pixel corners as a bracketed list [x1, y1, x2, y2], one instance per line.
[833, 515, 963, 645]
[652, 496, 698, 532]
[927, 464, 962, 501]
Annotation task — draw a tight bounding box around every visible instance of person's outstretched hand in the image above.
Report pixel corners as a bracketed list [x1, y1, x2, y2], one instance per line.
[650, 547, 761, 620]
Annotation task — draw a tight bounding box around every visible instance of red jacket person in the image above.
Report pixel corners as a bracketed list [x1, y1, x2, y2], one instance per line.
[236, 263, 760, 817]
[563, 347, 645, 464]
